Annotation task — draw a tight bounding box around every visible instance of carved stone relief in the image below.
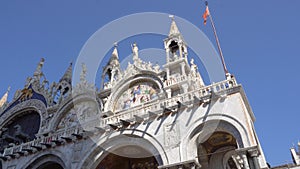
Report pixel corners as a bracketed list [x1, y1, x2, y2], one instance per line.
[164, 122, 180, 147]
[57, 101, 100, 130]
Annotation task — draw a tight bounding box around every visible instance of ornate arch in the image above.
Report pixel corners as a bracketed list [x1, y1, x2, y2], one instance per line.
[104, 70, 166, 113]
[166, 37, 181, 47]
[49, 93, 101, 131]
[181, 116, 250, 162]
[193, 120, 244, 148]
[0, 99, 46, 134]
[23, 152, 66, 169]
[79, 131, 168, 169]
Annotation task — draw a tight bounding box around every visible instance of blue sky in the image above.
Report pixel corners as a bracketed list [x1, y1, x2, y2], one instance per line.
[0, 0, 300, 166]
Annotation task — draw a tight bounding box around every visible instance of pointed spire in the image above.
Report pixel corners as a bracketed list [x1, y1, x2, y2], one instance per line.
[168, 15, 181, 36]
[0, 87, 10, 108]
[112, 42, 119, 59]
[108, 43, 120, 67]
[59, 62, 73, 84]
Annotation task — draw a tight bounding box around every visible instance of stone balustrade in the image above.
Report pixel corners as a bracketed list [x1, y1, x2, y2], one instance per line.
[1, 126, 83, 159]
[164, 75, 188, 87]
[102, 77, 237, 126]
[1, 77, 237, 159]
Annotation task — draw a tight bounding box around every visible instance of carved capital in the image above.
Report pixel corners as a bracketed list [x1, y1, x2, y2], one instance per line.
[248, 148, 260, 157]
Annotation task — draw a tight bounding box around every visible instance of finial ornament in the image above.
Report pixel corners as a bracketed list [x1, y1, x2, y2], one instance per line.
[169, 15, 175, 20]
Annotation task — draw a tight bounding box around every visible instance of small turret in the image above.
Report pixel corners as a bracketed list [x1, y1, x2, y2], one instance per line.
[163, 17, 189, 79]
[59, 62, 73, 84]
[164, 16, 188, 63]
[168, 16, 181, 37]
[101, 44, 121, 89]
[53, 62, 73, 104]
[163, 17, 205, 97]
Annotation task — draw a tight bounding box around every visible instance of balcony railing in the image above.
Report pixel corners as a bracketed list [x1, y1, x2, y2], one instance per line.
[1, 77, 237, 159]
[1, 126, 83, 158]
[102, 77, 237, 126]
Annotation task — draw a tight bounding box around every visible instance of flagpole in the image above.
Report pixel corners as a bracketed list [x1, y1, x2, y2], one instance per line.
[206, 1, 229, 75]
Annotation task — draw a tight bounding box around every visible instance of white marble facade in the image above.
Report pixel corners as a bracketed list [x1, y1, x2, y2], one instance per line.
[0, 19, 269, 169]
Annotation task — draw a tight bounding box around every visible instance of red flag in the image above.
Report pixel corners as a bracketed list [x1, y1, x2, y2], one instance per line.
[202, 6, 210, 25]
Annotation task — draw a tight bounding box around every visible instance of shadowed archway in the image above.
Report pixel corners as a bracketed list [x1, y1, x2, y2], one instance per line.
[25, 154, 66, 169]
[96, 146, 159, 169]
[198, 132, 240, 169]
[36, 162, 63, 169]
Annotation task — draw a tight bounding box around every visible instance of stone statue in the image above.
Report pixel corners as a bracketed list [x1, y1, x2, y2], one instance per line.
[190, 58, 198, 77]
[132, 43, 139, 61]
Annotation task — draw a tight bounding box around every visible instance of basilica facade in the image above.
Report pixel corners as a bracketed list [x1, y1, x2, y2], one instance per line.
[0, 19, 270, 169]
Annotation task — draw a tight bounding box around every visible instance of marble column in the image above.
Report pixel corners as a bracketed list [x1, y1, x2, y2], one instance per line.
[165, 68, 170, 79]
[248, 149, 260, 169]
[166, 48, 170, 63]
[180, 63, 186, 76]
[179, 43, 183, 58]
[242, 154, 250, 169]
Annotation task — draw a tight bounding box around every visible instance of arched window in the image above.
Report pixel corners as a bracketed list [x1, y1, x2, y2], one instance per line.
[37, 162, 64, 169]
[0, 110, 40, 153]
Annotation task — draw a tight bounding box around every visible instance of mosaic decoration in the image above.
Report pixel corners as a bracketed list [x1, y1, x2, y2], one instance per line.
[115, 83, 158, 111]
